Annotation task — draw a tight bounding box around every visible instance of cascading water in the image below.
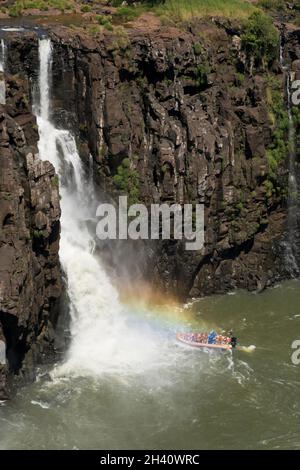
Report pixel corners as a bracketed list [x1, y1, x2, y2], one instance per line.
[0, 39, 5, 72]
[35, 38, 172, 379]
[0, 38, 6, 105]
[280, 39, 300, 276]
[286, 73, 300, 275]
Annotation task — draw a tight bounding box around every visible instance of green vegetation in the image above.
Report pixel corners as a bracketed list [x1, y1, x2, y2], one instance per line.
[88, 24, 103, 37]
[196, 61, 211, 88]
[114, 5, 144, 22]
[105, 0, 258, 27]
[32, 229, 44, 239]
[155, 0, 256, 21]
[235, 201, 244, 213]
[97, 15, 113, 31]
[161, 163, 169, 174]
[193, 42, 203, 56]
[292, 106, 300, 127]
[241, 11, 280, 67]
[266, 75, 289, 185]
[1, 191, 12, 201]
[4, 0, 285, 36]
[8, 3, 23, 16]
[9, 0, 73, 16]
[51, 175, 60, 189]
[113, 158, 140, 205]
[264, 179, 275, 198]
[108, 26, 131, 56]
[235, 72, 245, 86]
[81, 4, 92, 13]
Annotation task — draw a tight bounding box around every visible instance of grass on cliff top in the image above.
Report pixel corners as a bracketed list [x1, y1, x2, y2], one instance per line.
[6, 0, 258, 22]
[154, 0, 257, 21]
[8, 0, 74, 17]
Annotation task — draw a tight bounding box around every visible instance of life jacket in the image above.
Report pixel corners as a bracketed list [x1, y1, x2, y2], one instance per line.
[208, 331, 217, 344]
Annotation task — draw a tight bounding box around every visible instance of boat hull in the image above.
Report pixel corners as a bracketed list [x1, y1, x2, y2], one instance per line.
[176, 333, 232, 351]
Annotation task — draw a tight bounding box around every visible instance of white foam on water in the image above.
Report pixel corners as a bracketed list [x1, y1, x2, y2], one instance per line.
[0, 27, 25, 32]
[31, 400, 50, 409]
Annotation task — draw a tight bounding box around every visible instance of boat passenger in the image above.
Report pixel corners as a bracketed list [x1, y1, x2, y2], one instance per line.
[207, 330, 217, 344]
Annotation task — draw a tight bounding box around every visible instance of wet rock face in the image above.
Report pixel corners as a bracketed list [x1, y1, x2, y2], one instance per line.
[284, 23, 300, 61]
[46, 22, 289, 298]
[0, 75, 62, 399]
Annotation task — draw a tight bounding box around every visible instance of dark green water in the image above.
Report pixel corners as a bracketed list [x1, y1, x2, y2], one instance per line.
[1, 280, 300, 450]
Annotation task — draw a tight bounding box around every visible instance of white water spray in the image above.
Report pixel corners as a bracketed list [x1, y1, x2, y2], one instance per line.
[0, 39, 5, 72]
[0, 39, 6, 105]
[36, 38, 171, 379]
[280, 39, 299, 275]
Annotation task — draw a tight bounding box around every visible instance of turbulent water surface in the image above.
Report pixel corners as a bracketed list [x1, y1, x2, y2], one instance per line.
[0, 280, 300, 450]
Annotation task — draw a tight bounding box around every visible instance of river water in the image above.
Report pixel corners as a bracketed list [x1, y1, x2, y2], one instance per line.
[0, 280, 300, 449]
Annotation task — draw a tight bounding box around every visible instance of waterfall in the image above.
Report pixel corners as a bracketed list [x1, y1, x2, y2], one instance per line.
[280, 39, 300, 276]
[286, 72, 299, 275]
[0, 39, 5, 72]
[35, 38, 166, 378]
[0, 39, 6, 105]
[38, 38, 51, 121]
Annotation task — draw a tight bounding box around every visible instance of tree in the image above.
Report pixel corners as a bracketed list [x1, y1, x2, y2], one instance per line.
[241, 12, 280, 69]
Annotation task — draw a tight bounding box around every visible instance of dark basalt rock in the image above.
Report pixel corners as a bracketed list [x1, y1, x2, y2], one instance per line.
[45, 21, 290, 299]
[1, 17, 299, 305]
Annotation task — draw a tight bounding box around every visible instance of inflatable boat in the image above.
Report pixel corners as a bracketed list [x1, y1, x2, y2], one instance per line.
[176, 332, 233, 351]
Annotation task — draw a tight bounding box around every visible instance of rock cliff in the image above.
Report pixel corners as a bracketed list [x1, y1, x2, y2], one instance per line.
[6, 15, 299, 299]
[46, 19, 297, 298]
[2, 16, 300, 303]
